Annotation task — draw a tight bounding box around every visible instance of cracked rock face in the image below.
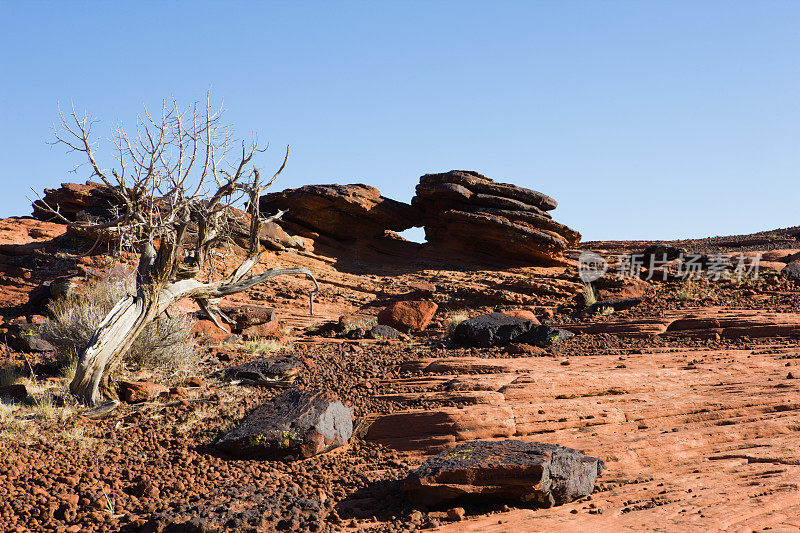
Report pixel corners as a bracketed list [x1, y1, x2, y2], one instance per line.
[215, 389, 353, 460]
[404, 440, 605, 507]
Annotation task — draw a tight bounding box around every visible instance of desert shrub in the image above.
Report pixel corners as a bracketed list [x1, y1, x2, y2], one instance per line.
[444, 311, 470, 338]
[40, 280, 195, 371]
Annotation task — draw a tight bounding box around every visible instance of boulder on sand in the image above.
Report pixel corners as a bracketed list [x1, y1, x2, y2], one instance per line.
[377, 300, 438, 333]
[452, 313, 539, 348]
[404, 439, 605, 507]
[260, 184, 421, 241]
[216, 389, 353, 460]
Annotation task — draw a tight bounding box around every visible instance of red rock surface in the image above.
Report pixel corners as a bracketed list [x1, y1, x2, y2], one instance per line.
[4, 202, 800, 532]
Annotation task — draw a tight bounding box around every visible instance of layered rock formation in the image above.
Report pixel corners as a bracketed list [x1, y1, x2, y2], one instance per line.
[412, 170, 580, 265]
[31, 182, 119, 222]
[30, 182, 304, 251]
[260, 184, 420, 241]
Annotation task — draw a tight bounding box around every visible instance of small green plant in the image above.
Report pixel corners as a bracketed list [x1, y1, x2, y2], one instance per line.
[102, 488, 115, 516]
[596, 306, 614, 316]
[248, 430, 300, 448]
[60, 357, 78, 383]
[677, 282, 695, 301]
[306, 321, 319, 333]
[32, 388, 56, 420]
[582, 283, 597, 307]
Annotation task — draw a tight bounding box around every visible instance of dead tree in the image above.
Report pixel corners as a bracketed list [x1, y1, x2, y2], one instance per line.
[41, 97, 318, 405]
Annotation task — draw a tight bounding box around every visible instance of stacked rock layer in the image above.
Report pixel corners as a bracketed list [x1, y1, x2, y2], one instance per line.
[412, 170, 580, 264]
[260, 184, 421, 241]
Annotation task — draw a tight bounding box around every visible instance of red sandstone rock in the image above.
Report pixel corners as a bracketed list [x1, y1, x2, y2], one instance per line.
[412, 170, 580, 265]
[118, 381, 168, 403]
[260, 184, 421, 240]
[377, 301, 438, 332]
[500, 309, 540, 323]
[31, 182, 119, 222]
[190, 318, 231, 343]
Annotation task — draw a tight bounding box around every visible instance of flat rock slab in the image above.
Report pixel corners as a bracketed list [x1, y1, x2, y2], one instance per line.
[260, 183, 420, 240]
[118, 381, 168, 403]
[222, 356, 303, 386]
[216, 389, 353, 460]
[404, 440, 604, 508]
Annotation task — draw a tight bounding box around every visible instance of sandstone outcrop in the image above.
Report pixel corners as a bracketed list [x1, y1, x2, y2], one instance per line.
[31, 182, 305, 251]
[31, 182, 118, 222]
[560, 307, 800, 339]
[260, 184, 420, 241]
[412, 170, 580, 265]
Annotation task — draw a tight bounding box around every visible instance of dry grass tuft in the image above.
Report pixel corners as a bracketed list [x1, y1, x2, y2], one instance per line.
[444, 311, 470, 338]
[582, 283, 597, 307]
[243, 340, 291, 356]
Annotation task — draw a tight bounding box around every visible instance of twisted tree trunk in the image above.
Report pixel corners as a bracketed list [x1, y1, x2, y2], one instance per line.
[69, 293, 155, 404]
[69, 262, 318, 405]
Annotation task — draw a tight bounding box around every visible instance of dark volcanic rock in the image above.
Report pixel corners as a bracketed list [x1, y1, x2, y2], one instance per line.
[222, 355, 303, 385]
[783, 260, 800, 280]
[411, 170, 580, 265]
[215, 389, 353, 460]
[260, 184, 421, 241]
[452, 313, 538, 347]
[517, 325, 575, 347]
[367, 324, 403, 340]
[7, 324, 55, 353]
[404, 440, 605, 507]
[0, 384, 28, 400]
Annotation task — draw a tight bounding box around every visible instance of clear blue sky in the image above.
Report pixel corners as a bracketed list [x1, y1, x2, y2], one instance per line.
[1, 1, 798, 241]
